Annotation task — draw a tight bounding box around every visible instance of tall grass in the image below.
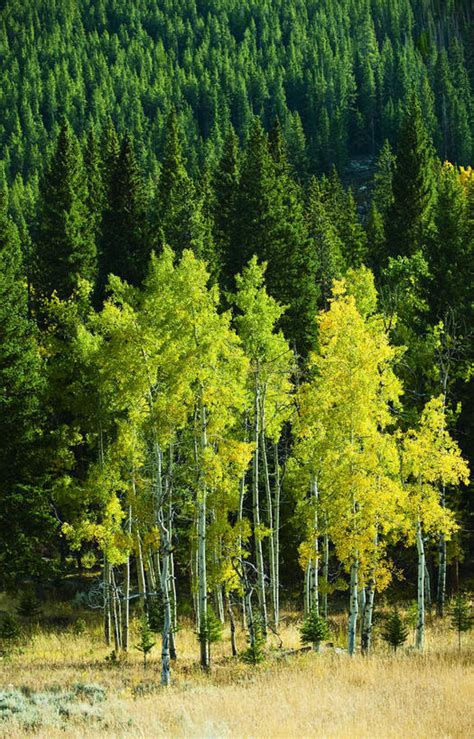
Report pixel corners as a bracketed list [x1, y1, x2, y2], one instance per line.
[0, 608, 472, 737]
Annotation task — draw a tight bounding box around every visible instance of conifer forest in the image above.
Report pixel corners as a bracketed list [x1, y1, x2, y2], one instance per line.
[0, 1, 473, 735]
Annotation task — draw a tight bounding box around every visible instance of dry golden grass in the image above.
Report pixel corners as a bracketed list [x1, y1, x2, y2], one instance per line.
[0, 607, 472, 738]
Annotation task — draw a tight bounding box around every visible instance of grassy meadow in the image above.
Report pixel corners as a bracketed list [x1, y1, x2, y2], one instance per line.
[0, 599, 472, 737]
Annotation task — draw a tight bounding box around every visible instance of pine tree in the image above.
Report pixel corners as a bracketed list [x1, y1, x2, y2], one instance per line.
[34, 120, 96, 301]
[428, 162, 469, 321]
[238, 118, 316, 353]
[300, 609, 329, 652]
[0, 191, 50, 589]
[381, 608, 409, 652]
[305, 177, 344, 310]
[153, 109, 206, 258]
[83, 128, 105, 244]
[385, 97, 436, 259]
[212, 126, 241, 292]
[99, 133, 149, 294]
[450, 592, 473, 650]
[135, 613, 156, 669]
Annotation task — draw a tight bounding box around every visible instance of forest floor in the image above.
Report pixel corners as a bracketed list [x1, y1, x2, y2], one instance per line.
[0, 605, 472, 737]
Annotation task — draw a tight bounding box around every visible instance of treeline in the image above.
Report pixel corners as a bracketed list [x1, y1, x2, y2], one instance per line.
[0, 98, 473, 677]
[1, 0, 474, 188]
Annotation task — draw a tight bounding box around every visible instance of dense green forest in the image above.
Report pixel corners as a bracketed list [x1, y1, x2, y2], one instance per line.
[0, 0, 473, 677]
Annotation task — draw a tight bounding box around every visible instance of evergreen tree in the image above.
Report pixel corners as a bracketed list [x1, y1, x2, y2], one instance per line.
[83, 128, 105, 244]
[238, 118, 315, 352]
[305, 177, 344, 310]
[0, 191, 51, 589]
[300, 609, 329, 652]
[154, 109, 204, 257]
[428, 162, 470, 321]
[99, 133, 149, 294]
[385, 98, 436, 259]
[381, 608, 409, 652]
[212, 127, 241, 293]
[33, 120, 96, 301]
[450, 592, 473, 650]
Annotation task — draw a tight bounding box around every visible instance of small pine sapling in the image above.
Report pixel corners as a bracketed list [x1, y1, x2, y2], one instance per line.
[381, 608, 409, 652]
[300, 609, 330, 652]
[16, 592, 42, 622]
[450, 592, 473, 650]
[0, 613, 22, 652]
[198, 608, 223, 666]
[241, 616, 266, 665]
[135, 614, 156, 669]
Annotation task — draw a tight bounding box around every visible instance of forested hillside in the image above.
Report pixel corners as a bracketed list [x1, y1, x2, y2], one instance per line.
[1, 0, 474, 187]
[0, 0, 473, 684]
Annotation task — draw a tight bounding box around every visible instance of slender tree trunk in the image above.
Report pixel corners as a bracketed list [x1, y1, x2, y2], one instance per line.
[111, 568, 121, 653]
[304, 560, 312, 616]
[416, 520, 425, 651]
[136, 532, 147, 611]
[273, 442, 281, 629]
[238, 469, 247, 630]
[153, 442, 172, 686]
[252, 382, 267, 635]
[146, 552, 157, 594]
[424, 561, 432, 613]
[260, 413, 276, 627]
[198, 397, 210, 669]
[361, 574, 375, 654]
[167, 445, 178, 660]
[103, 556, 111, 646]
[348, 558, 359, 656]
[322, 531, 329, 620]
[159, 515, 171, 687]
[311, 477, 319, 615]
[122, 505, 132, 652]
[437, 527, 447, 617]
[228, 595, 238, 657]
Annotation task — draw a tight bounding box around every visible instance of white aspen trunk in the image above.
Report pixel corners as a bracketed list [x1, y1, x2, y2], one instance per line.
[146, 552, 157, 594]
[103, 556, 111, 646]
[111, 568, 121, 653]
[273, 442, 281, 629]
[252, 381, 268, 635]
[358, 587, 366, 635]
[191, 513, 199, 631]
[238, 469, 247, 630]
[198, 397, 210, 669]
[167, 444, 177, 660]
[159, 509, 172, 687]
[361, 529, 377, 655]
[304, 560, 312, 616]
[215, 586, 225, 624]
[136, 532, 147, 610]
[416, 520, 425, 651]
[424, 561, 432, 612]
[260, 409, 276, 627]
[311, 477, 319, 615]
[322, 531, 329, 620]
[361, 576, 375, 654]
[122, 505, 132, 652]
[348, 558, 359, 656]
[153, 442, 172, 686]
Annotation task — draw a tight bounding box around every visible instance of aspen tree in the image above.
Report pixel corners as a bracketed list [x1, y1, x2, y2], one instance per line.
[234, 257, 294, 631]
[294, 269, 404, 654]
[401, 396, 469, 650]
